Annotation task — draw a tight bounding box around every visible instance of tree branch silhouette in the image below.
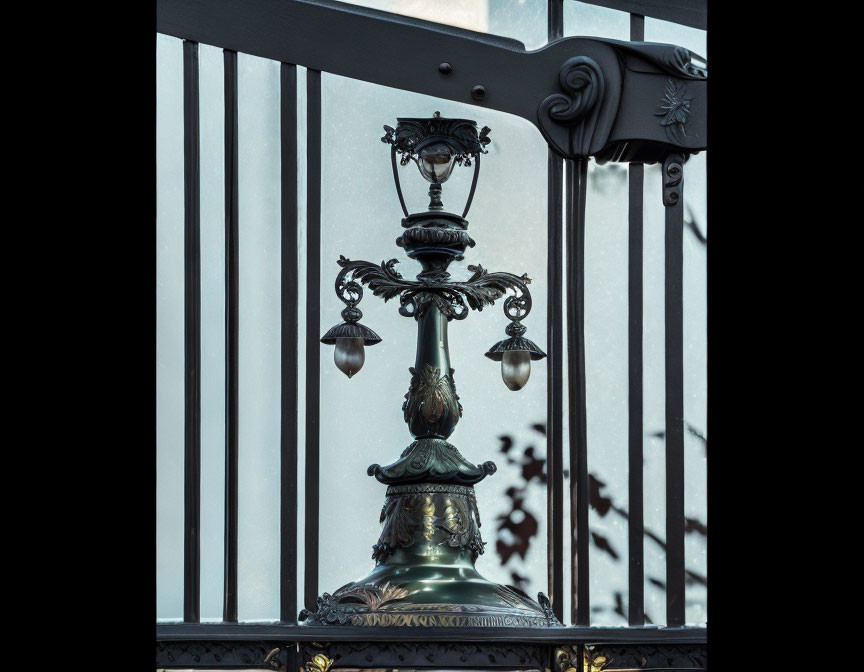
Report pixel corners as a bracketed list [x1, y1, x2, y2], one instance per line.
[494, 421, 707, 623]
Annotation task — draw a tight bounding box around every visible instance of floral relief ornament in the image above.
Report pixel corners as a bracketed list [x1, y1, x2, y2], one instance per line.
[655, 78, 692, 145]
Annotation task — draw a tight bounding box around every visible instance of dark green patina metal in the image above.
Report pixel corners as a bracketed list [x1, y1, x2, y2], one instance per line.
[302, 482, 557, 627]
[309, 115, 554, 628]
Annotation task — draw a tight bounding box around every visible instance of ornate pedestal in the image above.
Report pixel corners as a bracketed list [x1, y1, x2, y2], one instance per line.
[300, 481, 558, 627]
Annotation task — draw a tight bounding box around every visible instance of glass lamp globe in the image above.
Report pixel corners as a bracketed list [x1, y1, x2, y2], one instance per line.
[501, 350, 532, 390]
[334, 336, 366, 379]
[417, 143, 457, 183]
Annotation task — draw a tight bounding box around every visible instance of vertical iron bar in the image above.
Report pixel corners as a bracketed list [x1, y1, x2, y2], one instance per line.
[628, 161, 645, 625]
[628, 12, 645, 628]
[546, 149, 564, 622]
[182, 39, 201, 624]
[548, 0, 563, 41]
[222, 47, 239, 625]
[280, 62, 299, 624]
[566, 157, 589, 626]
[630, 12, 645, 42]
[285, 644, 300, 672]
[304, 68, 322, 613]
[546, 0, 565, 625]
[663, 153, 686, 626]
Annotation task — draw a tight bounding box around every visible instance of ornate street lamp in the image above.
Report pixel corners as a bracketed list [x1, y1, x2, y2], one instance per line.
[302, 112, 557, 628]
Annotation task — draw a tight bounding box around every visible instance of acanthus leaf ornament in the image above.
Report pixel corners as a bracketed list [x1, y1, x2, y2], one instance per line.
[655, 79, 692, 145]
[537, 56, 605, 159]
[335, 580, 418, 610]
[403, 364, 462, 432]
[371, 483, 486, 564]
[328, 258, 537, 323]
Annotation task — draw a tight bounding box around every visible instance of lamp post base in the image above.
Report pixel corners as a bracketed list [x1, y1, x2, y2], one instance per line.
[299, 482, 561, 627]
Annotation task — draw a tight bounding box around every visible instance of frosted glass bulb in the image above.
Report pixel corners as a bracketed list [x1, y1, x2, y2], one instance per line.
[418, 143, 456, 183]
[334, 337, 365, 378]
[501, 350, 531, 390]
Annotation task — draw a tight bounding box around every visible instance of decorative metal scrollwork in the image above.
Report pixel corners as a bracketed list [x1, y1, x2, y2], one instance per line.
[381, 114, 491, 167]
[332, 257, 535, 323]
[304, 653, 335, 672]
[555, 645, 579, 672]
[663, 153, 685, 207]
[372, 483, 486, 564]
[403, 364, 463, 437]
[484, 269, 546, 365]
[538, 56, 605, 159]
[538, 592, 562, 625]
[320, 256, 384, 347]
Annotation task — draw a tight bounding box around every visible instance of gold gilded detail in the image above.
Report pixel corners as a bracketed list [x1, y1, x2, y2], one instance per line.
[335, 581, 416, 610]
[422, 495, 435, 541]
[590, 655, 607, 672]
[441, 496, 463, 533]
[555, 646, 578, 672]
[583, 648, 609, 672]
[349, 610, 549, 627]
[305, 653, 334, 672]
[263, 648, 281, 667]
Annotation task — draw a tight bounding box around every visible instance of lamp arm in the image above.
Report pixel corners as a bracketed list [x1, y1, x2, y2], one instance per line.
[333, 257, 535, 323]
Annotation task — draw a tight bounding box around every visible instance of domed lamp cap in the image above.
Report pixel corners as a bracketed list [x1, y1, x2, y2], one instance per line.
[484, 335, 547, 362]
[485, 324, 547, 391]
[320, 321, 382, 346]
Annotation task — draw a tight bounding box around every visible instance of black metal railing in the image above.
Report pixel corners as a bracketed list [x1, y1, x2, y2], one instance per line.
[223, 46, 240, 625]
[627, 11, 646, 630]
[279, 60, 300, 626]
[158, 0, 706, 667]
[303, 67, 322, 615]
[182, 37, 201, 625]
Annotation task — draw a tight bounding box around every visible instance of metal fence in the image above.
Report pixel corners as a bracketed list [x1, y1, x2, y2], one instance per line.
[156, 0, 707, 668]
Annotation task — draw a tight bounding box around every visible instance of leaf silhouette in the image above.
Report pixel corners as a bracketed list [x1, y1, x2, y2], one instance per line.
[494, 421, 706, 619]
[590, 474, 614, 517]
[495, 486, 539, 565]
[685, 517, 708, 536]
[686, 570, 708, 587]
[591, 531, 620, 560]
[520, 446, 546, 485]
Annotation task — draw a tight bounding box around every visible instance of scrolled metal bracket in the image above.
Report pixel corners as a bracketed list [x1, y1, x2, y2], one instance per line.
[330, 257, 537, 323]
[319, 255, 384, 346]
[537, 56, 605, 159]
[662, 153, 685, 207]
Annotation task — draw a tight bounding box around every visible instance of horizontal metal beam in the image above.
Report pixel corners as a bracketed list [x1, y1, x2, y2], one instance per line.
[577, 0, 706, 30]
[157, 0, 706, 161]
[156, 622, 706, 644]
